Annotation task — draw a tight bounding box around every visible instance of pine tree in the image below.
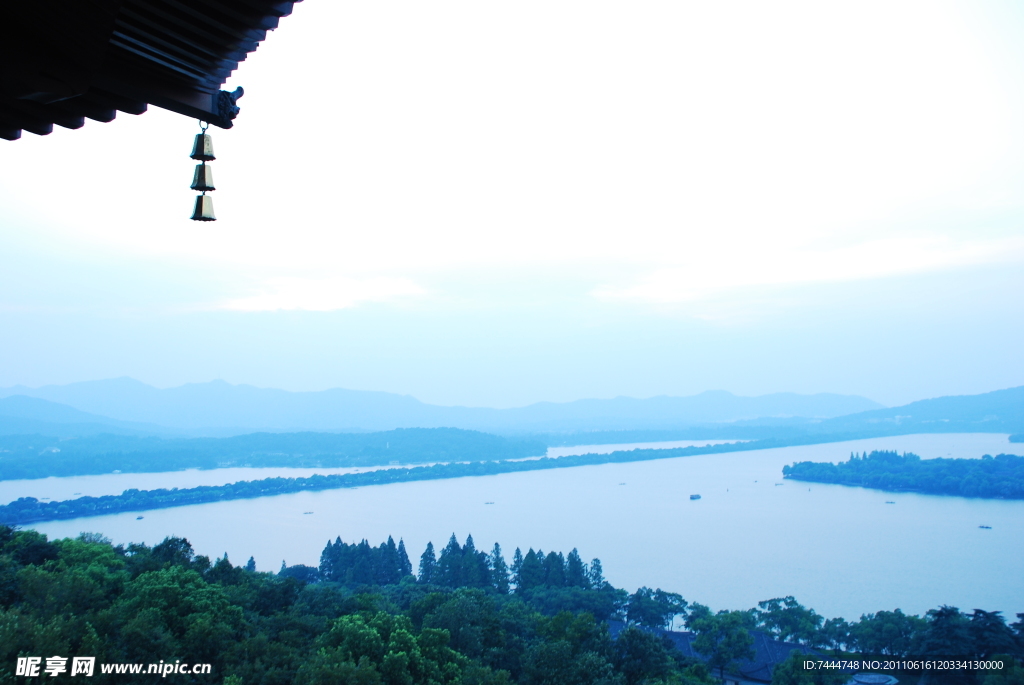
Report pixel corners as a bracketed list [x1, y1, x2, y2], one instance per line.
[518, 549, 545, 592]
[419, 541, 437, 584]
[490, 543, 510, 594]
[378, 536, 400, 585]
[397, 539, 413, 578]
[462, 534, 490, 587]
[969, 609, 1016, 658]
[245, 556, 256, 572]
[588, 558, 605, 588]
[921, 606, 971, 657]
[352, 540, 374, 585]
[319, 539, 337, 581]
[544, 551, 566, 587]
[511, 547, 524, 591]
[566, 548, 588, 588]
[462, 534, 480, 586]
[322, 536, 345, 582]
[436, 533, 463, 587]
[1009, 613, 1024, 644]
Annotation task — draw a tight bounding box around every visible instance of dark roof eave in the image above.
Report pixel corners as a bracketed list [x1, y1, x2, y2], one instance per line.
[0, 0, 301, 140]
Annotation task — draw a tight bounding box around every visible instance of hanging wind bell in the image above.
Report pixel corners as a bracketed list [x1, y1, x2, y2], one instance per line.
[189, 121, 217, 221]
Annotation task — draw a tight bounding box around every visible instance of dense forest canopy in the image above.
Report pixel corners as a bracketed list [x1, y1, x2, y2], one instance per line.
[783, 451, 1024, 499]
[1, 526, 1020, 685]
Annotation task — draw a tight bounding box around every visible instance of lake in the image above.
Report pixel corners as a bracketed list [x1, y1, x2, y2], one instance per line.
[26, 433, 1023, 621]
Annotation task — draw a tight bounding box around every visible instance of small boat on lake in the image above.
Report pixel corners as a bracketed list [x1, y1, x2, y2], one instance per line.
[885, 501, 895, 504]
[979, 525, 992, 529]
[136, 516, 144, 520]
[690, 494, 701, 500]
[303, 511, 314, 515]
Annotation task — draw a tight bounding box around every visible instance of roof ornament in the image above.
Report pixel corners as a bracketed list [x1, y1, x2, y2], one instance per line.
[217, 87, 244, 127]
[189, 120, 217, 221]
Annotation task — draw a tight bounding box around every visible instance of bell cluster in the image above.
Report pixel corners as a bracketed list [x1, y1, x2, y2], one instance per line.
[189, 131, 217, 221]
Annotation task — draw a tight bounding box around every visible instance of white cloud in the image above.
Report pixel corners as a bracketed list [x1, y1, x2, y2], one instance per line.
[593, 235, 1024, 304]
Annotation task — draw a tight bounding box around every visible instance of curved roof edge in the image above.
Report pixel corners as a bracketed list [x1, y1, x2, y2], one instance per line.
[0, 0, 303, 140]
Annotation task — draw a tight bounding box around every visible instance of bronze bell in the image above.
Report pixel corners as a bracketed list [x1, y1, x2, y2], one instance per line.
[190, 133, 215, 161]
[190, 194, 216, 221]
[190, 163, 215, 192]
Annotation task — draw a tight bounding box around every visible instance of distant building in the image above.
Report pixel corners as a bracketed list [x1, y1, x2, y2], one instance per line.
[608, 620, 826, 685]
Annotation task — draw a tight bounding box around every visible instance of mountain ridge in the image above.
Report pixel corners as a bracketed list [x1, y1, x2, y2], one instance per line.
[0, 382, 1020, 443]
[811, 385, 1024, 435]
[0, 378, 883, 435]
[0, 395, 183, 437]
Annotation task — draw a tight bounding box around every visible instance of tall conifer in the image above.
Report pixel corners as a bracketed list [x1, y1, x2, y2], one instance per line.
[378, 536, 400, 585]
[397, 539, 413, 578]
[463, 534, 490, 587]
[544, 551, 566, 587]
[511, 547, 524, 591]
[566, 548, 588, 587]
[437, 534, 463, 587]
[347, 540, 368, 584]
[490, 543, 510, 594]
[462, 535, 478, 585]
[419, 541, 437, 584]
[588, 558, 605, 588]
[519, 549, 545, 592]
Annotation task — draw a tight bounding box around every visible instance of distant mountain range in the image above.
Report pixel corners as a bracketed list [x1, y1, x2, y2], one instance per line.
[0, 395, 182, 437]
[0, 378, 1021, 442]
[0, 378, 884, 435]
[810, 385, 1024, 436]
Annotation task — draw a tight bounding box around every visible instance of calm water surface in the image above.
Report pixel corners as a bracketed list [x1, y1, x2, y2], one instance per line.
[28, 433, 1023, 620]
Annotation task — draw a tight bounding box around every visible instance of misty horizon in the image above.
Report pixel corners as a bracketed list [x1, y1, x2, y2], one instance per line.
[0, 375, 895, 411]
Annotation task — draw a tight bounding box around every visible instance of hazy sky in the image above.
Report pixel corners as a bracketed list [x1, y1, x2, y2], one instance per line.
[2, 0, 1024, 408]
